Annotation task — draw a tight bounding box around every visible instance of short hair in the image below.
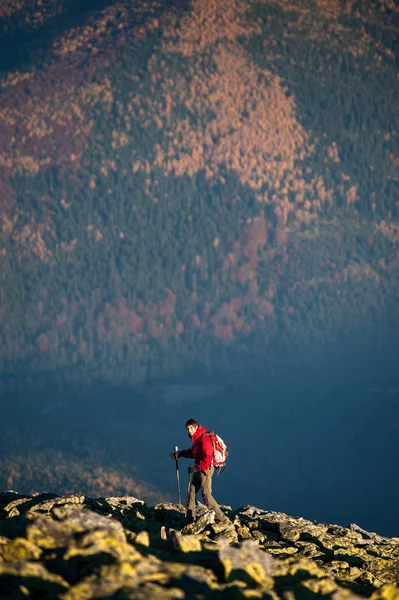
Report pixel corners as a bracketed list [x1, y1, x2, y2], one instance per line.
[185, 418, 198, 428]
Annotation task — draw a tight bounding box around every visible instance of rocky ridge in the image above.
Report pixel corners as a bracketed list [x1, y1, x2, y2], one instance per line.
[0, 491, 398, 598]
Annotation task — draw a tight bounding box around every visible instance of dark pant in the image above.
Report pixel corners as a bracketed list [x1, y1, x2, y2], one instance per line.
[187, 465, 225, 521]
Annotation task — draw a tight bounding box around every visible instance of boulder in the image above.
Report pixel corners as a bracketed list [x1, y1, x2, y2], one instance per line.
[0, 491, 398, 599]
[217, 538, 275, 587]
[0, 561, 69, 597]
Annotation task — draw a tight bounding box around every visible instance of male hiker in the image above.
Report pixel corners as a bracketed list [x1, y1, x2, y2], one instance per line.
[169, 418, 229, 526]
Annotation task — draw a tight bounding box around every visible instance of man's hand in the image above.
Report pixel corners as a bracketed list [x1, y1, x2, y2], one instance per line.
[169, 451, 180, 460]
[188, 464, 200, 474]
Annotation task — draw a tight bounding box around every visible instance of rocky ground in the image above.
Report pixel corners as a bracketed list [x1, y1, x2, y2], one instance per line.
[0, 491, 398, 599]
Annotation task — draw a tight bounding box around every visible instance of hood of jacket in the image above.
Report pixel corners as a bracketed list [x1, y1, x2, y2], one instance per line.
[191, 424, 207, 443]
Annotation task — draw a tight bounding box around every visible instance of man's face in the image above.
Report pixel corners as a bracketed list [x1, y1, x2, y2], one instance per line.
[186, 424, 197, 438]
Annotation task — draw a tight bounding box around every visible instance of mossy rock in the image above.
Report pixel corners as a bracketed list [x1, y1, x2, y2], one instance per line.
[0, 561, 69, 596]
[26, 506, 126, 550]
[0, 537, 42, 561]
[0, 492, 397, 599]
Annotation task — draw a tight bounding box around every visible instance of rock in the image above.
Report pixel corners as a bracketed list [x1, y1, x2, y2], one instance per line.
[153, 502, 186, 533]
[333, 547, 368, 566]
[0, 491, 398, 599]
[0, 535, 10, 547]
[370, 584, 399, 600]
[171, 564, 220, 596]
[98, 496, 147, 530]
[300, 575, 339, 595]
[168, 530, 202, 553]
[217, 538, 275, 586]
[0, 537, 42, 561]
[60, 561, 145, 599]
[237, 525, 253, 541]
[267, 544, 299, 557]
[134, 530, 150, 548]
[350, 523, 384, 541]
[379, 558, 399, 585]
[2, 493, 58, 518]
[181, 510, 215, 535]
[0, 561, 69, 596]
[236, 505, 268, 518]
[323, 559, 353, 579]
[295, 540, 326, 559]
[102, 496, 145, 511]
[251, 530, 267, 544]
[273, 554, 329, 580]
[153, 502, 186, 520]
[213, 524, 239, 544]
[278, 521, 302, 542]
[26, 506, 125, 550]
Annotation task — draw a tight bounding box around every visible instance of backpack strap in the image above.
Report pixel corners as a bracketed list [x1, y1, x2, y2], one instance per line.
[200, 431, 227, 473]
[200, 431, 214, 450]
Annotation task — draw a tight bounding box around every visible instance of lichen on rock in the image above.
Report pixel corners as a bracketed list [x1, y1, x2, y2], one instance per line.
[0, 491, 398, 598]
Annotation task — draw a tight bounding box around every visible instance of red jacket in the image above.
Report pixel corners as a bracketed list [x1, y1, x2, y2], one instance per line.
[180, 424, 213, 472]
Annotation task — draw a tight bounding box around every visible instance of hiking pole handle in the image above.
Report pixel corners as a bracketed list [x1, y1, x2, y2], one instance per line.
[174, 445, 181, 505]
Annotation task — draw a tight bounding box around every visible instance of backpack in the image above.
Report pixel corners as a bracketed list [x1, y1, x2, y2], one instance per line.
[205, 430, 228, 470]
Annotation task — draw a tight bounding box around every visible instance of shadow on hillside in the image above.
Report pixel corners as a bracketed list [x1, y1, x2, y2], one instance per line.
[0, 0, 115, 74]
[0, 0, 190, 75]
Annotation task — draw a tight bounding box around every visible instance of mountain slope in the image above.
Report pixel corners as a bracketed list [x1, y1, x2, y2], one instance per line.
[0, 0, 398, 382]
[0, 491, 398, 598]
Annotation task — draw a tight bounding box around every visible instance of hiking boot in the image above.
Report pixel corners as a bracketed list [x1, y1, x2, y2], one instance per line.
[215, 515, 230, 525]
[213, 516, 235, 533]
[183, 514, 195, 527]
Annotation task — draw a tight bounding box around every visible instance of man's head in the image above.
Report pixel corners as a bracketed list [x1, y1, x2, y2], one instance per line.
[185, 418, 199, 438]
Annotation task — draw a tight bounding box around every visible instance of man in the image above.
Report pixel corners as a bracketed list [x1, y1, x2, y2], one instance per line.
[170, 418, 229, 525]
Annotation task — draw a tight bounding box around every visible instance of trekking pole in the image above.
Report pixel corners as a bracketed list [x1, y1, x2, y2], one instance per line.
[187, 472, 192, 505]
[174, 446, 181, 505]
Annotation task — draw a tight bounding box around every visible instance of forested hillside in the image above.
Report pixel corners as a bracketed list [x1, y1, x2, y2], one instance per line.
[0, 0, 398, 386]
